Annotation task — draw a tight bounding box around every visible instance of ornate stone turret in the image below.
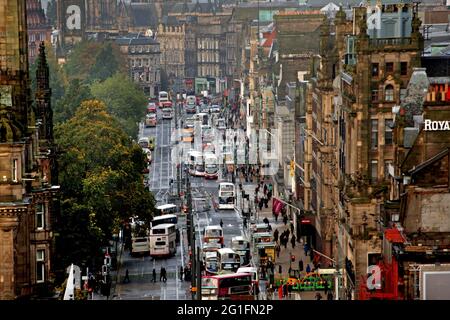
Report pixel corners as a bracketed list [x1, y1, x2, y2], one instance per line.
[35, 42, 53, 142]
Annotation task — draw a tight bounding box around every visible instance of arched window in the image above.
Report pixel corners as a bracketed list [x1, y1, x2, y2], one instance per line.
[385, 85, 394, 101]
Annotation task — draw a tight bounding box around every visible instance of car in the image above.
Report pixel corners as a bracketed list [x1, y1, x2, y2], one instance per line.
[162, 107, 173, 119]
[216, 118, 226, 130]
[185, 104, 197, 114]
[138, 137, 149, 148]
[210, 105, 221, 113]
[148, 136, 155, 151]
[145, 113, 157, 127]
[184, 117, 195, 128]
[147, 102, 157, 113]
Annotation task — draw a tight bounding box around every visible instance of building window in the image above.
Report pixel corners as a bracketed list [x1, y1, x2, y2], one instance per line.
[385, 85, 394, 101]
[386, 62, 394, 73]
[371, 63, 379, 77]
[36, 250, 45, 283]
[400, 62, 408, 76]
[385, 119, 393, 145]
[371, 160, 378, 181]
[371, 89, 379, 102]
[12, 159, 18, 182]
[384, 160, 392, 179]
[36, 203, 45, 230]
[371, 119, 378, 149]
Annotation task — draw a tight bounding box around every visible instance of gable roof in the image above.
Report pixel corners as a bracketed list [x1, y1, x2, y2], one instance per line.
[408, 148, 450, 176]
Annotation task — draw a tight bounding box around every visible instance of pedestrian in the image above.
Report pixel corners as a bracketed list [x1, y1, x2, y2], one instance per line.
[291, 235, 296, 249]
[160, 267, 164, 282]
[263, 184, 268, 195]
[267, 190, 272, 201]
[273, 229, 279, 242]
[315, 292, 323, 300]
[299, 260, 304, 272]
[162, 267, 167, 282]
[220, 219, 223, 228]
[327, 292, 334, 300]
[274, 212, 278, 222]
[283, 215, 288, 226]
[259, 200, 264, 211]
[324, 280, 329, 295]
[304, 243, 310, 256]
[243, 217, 247, 229]
[306, 264, 311, 273]
[264, 197, 269, 209]
[180, 266, 184, 281]
[152, 268, 156, 283]
[278, 264, 282, 274]
[283, 236, 288, 249]
[275, 243, 281, 258]
[290, 223, 294, 234]
[283, 283, 288, 298]
[263, 217, 269, 225]
[123, 269, 130, 283]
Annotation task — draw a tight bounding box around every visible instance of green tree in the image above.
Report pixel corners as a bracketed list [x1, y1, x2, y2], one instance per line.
[54, 100, 155, 273]
[53, 79, 92, 123]
[90, 73, 147, 137]
[64, 41, 127, 84]
[88, 42, 126, 83]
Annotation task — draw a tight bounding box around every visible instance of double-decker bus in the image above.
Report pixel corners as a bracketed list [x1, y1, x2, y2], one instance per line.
[218, 182, 235, 210]
[158, 91, 172, 108]
[188, 150, 205, 177]
[155, 204, 178, 216]
[204, 153, 219, 179]
[151, 213, 179, 243]
[217, 248, 241, 274]
[231, 236, 250, 266]
[149, 223, 177, 257]
[201, 273, 253, 300]
[130, 219, 150, 257]
[203, 225, 224, 245]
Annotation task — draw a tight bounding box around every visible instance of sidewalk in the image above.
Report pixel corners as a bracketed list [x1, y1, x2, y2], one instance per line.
[236, 179, 319, 300]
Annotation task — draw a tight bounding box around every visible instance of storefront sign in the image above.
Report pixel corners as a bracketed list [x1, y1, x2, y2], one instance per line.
[424, 119, 450, 131]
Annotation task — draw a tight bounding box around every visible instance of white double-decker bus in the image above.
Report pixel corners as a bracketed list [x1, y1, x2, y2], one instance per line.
[204, 153, 219, 179]
[151, 213, 179, 243]
[149, 223, 177, 257]
[218, 182, 235, 210]
[188, 150, 205, 177]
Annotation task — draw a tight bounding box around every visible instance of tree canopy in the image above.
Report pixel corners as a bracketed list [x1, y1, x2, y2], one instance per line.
[54, 100, 155, 272]
[90, 73, 147, 137]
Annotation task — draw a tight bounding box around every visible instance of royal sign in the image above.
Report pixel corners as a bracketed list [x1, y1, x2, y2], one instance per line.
[424, 119, 450, 131]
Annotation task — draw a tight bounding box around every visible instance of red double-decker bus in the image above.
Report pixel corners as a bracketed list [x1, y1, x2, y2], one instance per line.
[201, 273, 254, 300]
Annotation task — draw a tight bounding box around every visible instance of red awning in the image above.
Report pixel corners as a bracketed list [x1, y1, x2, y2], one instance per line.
[385, 229, 405, 243]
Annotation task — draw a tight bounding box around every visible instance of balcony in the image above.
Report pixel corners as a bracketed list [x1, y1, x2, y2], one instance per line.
[368, 37, 412, 49]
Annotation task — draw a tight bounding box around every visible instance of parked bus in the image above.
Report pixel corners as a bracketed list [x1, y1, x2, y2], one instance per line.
[218, 182, 235, 210]
[204, 153, 219, 179]
[188, 150, 205, 177]
[203, 225, 224, 245]
[217, 248, 241, 274]
[130, 220, 150, 257]
[231, 236, 250, 266]
[151, 213, 179, 243]
[201, 273, 253, 300]
[155, 204, 178, 216]
[149, 223, 177, 257]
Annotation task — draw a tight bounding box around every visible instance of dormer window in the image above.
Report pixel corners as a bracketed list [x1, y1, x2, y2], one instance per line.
[385, 85, 394, 101]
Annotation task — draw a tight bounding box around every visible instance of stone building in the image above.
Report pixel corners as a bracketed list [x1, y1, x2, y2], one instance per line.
[157, 18, 186, 92]
[0, 0, 58, 300]
[302, 1, 424, 299]
[273, 10, 323, 99]
[116, 34, 161, 97]
[26, 0, 52, 64]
